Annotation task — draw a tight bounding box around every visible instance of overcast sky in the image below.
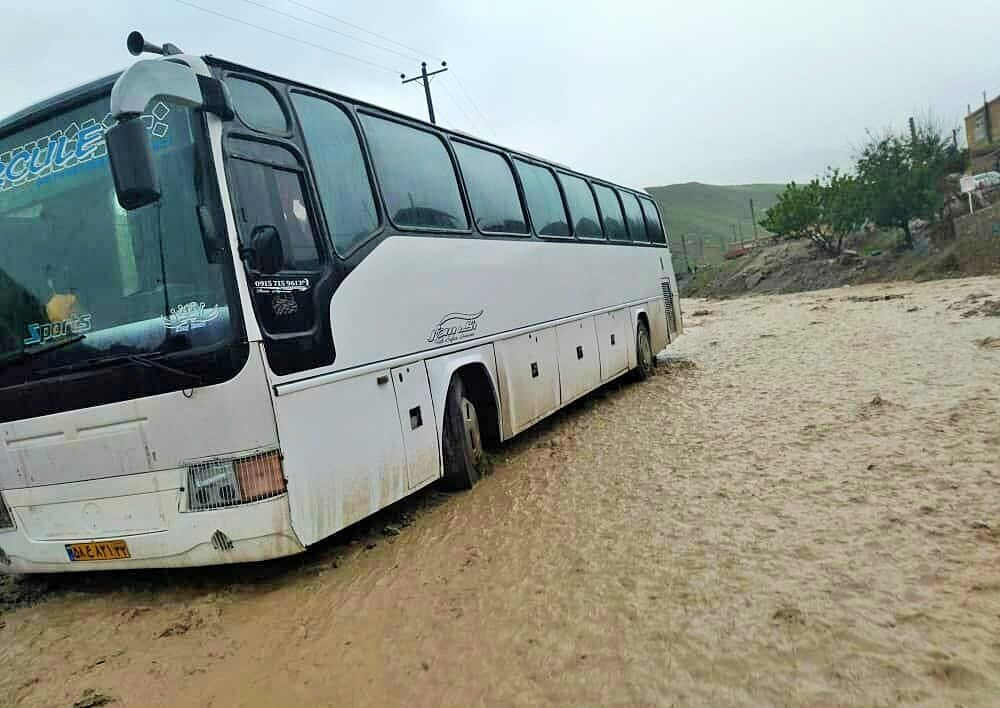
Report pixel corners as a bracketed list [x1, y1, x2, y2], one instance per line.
[4, 1, 998, 188]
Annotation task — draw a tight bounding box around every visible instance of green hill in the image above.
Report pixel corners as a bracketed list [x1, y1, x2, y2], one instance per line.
[645, 182, 784, 271]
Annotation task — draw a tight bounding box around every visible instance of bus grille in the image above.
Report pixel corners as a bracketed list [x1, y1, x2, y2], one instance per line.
[661, 280, 677, 335]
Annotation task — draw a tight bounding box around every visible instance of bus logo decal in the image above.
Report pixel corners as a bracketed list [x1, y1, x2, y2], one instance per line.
[427, 310, 483, 345]
[164, 301, 221, 332]
[0, 102, 171, 193]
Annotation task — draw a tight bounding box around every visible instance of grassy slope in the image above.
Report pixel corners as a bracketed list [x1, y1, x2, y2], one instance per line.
[645, 182, 784, 269]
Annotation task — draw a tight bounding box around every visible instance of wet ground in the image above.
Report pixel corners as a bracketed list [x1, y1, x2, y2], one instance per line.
[2, 276, 999, 708]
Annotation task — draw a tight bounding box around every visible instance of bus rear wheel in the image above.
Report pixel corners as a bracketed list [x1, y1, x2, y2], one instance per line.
[630, 321, 654, 382]
[441, 375, 486, 490]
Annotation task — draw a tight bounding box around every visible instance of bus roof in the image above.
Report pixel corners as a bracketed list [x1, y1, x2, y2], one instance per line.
[0, 73, 119, 139]
[1, 56, 650, 198]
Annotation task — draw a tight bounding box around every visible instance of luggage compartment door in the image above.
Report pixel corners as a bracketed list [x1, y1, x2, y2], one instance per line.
[595, 310, 629, 381]
[391, 363, 440, 489]
[555, 318, 600, 404]
[495, 329, 560, 436]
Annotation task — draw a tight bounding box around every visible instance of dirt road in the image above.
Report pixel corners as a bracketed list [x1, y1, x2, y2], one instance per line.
[2, 277, 999, 708]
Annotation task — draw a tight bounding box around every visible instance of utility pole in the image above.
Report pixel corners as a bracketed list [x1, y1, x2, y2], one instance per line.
[401, 61, 448, 124]
[737, 220, 744, 244]
[750, 198, 758, 240]
[680, 233, 691, 273]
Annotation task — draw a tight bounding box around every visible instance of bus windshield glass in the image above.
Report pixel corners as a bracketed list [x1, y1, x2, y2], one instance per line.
[0, 93, 237, 381]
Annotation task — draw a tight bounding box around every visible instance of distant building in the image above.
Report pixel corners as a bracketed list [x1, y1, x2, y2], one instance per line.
[965, 94, 1000, 174]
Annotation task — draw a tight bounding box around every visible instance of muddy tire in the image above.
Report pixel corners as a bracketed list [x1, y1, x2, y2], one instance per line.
[630, 321, 654, 382]
[441, 375, 486, 490]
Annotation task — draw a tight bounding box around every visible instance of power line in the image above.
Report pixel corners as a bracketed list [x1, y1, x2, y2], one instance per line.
[451, 73, 497, 140]
[234, 0, 414, 65]
[172, 0, 402, 76]
[437, 79, 482, 135]
[285, 0, 443, 62]
[279, 0, 497, 140]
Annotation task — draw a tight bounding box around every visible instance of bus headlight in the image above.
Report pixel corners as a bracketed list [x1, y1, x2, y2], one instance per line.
[187, 451, 286, 511]
[0, 493, 14, 530]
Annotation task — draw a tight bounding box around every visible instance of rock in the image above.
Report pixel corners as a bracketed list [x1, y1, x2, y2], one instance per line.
[970, 521, 991, 530]
[365, 542, 377, 550]
[72, 689, 116, 708]
[382, 525, 401, 537]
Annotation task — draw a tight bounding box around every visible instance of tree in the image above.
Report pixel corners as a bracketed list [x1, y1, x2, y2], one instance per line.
[759, 180, 823, 240]
[855, 123, 947, 249]
[821, 168, 864, 253]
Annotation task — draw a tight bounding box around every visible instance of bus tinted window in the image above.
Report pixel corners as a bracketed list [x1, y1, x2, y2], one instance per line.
[513, 160, 569, 237]
[619, 191, 648, 242]
[292, 94, 378, 255]
[640, 198, 667, 245]
[360, 115, 468, 230]
[453, 143, 528, 234]
[593, 184, 628, 241]
[230, 159, 321, 270]
[559, 174, 603, 239]
[227, 78, 288, 134]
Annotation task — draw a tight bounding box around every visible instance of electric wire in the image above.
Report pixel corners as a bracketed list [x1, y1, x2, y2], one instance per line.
[285, 0, 442, 62]
[173, 0, 402, 76]
[233, 0, 417, 64]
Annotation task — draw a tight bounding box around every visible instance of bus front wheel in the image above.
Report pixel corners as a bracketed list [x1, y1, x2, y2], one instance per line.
[441, 375, 485, 490]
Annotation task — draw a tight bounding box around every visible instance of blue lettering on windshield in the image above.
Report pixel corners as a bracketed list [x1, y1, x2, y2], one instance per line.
[23, 313, 93, 346]
[0, 102, 170, 192]
[75, 123, 104, 160]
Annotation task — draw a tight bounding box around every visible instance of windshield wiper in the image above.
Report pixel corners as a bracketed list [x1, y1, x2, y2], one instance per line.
[0, 334, 86, 368]
[93, 352, 203, 389]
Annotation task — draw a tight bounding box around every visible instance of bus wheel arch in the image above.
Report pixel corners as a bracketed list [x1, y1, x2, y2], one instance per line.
[451, 363, 501, 449]
[441, 364, 499, 489]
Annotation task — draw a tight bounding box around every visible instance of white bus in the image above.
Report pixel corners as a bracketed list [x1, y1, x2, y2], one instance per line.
[0, 36, 682, 572]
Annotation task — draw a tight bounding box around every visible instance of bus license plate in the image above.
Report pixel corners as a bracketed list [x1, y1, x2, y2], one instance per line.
[65, 540, 131, 562]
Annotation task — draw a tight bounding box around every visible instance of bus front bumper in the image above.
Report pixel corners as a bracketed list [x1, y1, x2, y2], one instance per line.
[0, 477, 305, 574]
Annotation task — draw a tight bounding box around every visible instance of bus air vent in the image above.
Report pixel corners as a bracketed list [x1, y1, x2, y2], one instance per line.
[661, 280, 678, 336]
[211, 530, 234, 551]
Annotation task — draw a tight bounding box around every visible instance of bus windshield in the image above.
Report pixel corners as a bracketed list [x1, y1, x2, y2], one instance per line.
[0, 93, 237, 382]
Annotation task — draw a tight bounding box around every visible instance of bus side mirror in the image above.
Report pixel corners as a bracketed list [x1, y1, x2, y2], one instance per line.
[247, 225, 284, 274]
[105, 117, 161, 210]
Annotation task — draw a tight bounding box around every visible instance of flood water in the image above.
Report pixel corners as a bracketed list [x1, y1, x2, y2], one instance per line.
[2, 276, 999, 707]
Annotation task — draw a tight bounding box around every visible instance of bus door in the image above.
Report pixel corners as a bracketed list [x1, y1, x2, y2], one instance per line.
[225, 138, 338, 375]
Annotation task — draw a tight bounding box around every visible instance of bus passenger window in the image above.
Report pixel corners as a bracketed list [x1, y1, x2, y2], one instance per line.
[558, 173, 603, 239]
[619, 191, 649, 243]
[291, 94, 379, 255]
[593, 185, 628, 241]
[513, 160, 570, 237]
[453, 142, 528, 234]
[359, 114, 468, 231]
[640, 198, 668, 245]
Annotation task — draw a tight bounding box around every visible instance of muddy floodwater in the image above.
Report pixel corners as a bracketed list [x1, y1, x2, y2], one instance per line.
[2, 277, 1000, 707]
